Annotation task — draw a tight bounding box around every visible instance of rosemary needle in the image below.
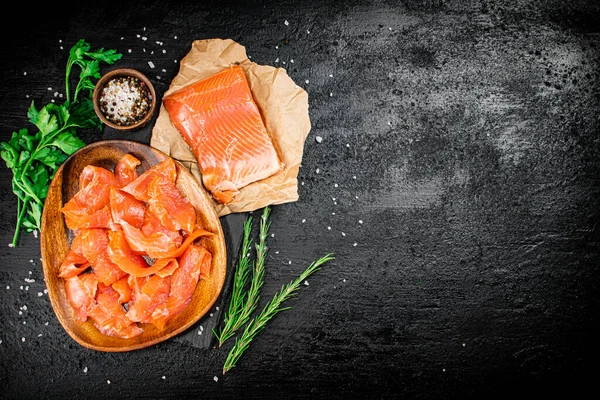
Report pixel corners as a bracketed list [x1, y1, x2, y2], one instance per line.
[213, 206, 271, 347]
[222, 253, 335, 374]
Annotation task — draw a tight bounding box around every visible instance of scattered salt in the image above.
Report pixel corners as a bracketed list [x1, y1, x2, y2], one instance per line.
[302, 219, 306, 223]
[327, 226, 331, 230]
[358, 220, 363, 224]
[107, 380, 111, 384]
[334, 183, 338, 188]
[342, 232, 346, 236]
[304, 281, 309, 286]
[315, 136, 323, 143]
[284, 20, 289, 26]
[353, 243, 357, 246]
[23, 72, 27, 76]
[148, 61, 155, 68]
[305, 79, 309, 84]
[162, 376, 166, 380]
[213, 376, 219, 382]
[83, 367, 88, 373]
[316, 168, 320, 174]
[21, 337, 25, 342]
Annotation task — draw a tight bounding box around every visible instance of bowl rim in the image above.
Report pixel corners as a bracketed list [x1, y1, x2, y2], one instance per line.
[92, 68, 157, 131]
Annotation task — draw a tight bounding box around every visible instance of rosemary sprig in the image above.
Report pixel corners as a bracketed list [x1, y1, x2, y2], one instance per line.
[213, 206, 271, 347]
[212, 215, 253, 346]
[222, 253, 335, 374]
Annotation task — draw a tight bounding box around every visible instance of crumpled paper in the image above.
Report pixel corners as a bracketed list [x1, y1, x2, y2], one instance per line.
[150, 38, 311, 216]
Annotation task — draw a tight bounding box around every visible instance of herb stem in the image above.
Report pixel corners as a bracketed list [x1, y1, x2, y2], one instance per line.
[12, 196, 29, 246]
[213, 215, 254, 347]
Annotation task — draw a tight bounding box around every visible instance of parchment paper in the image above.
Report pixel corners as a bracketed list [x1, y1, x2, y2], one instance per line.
[150, 38, 311, 216]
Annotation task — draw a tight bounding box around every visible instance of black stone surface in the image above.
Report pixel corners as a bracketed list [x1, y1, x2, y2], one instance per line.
[1, 1, 599, 398]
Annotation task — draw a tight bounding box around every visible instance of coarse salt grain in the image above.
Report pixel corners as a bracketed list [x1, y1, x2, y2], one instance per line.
[213, 376, 219, 382]
[315, 136, 323, 143]
[148, 61, 155, 68]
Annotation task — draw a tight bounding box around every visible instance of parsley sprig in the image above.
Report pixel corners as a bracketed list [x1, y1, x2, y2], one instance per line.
[1, 39, 122, 246]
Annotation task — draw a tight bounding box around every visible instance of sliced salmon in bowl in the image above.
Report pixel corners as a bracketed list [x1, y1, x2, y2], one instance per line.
[40, 140, 227, 352]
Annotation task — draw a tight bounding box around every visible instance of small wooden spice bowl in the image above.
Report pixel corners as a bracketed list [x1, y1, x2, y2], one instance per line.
[93, 68, 156, 131]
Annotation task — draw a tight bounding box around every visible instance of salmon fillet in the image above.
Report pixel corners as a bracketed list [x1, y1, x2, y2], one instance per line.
[162, 65, 284, 204]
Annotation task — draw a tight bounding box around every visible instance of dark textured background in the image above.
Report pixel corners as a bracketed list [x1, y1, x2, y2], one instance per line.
[1, 1, 599, 398]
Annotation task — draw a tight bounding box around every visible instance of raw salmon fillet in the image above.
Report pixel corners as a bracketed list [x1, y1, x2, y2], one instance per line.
[162, 65, 284, 204]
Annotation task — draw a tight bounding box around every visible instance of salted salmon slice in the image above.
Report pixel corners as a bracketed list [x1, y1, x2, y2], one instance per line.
[79, 228, 127, 286]
[61, 165, 118, 231]
[126, 274, 171, 324]
[162, 65, 284, 204]
[111, 276, 132, 304]
[114, 153, 141, 188]
[147, 174, 196, 233]
[151, 244, 211, 329]
[58, 233, 90, 278]
[88, 284, 143, 339]
[121, 158, 177, 202]
[109, 187, 146, 229]
[64, 273, 98, 323]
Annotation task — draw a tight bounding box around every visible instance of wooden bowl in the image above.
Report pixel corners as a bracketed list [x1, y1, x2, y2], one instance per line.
[92, 68, 157, 131]
[40, 140, 227, 352]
